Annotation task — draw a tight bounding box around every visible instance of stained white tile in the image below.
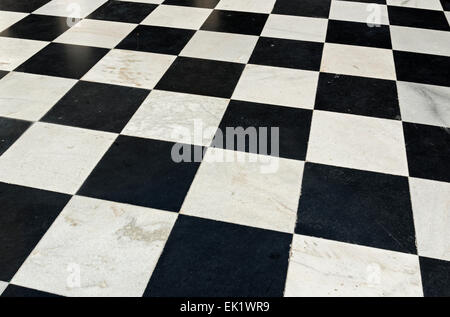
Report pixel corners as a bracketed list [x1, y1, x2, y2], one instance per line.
[0, 72, 76, 121]
[397, 81, 450, 128]
[284, 235, 423, 297]
[82, 49, 175, 89]
[329, 0, 389, 25]
[181, 148, 304, 233]
[11, 196, 177, 297]
[232, 64, 319, 109]
[386, 0, 443, 11]
[180, 30, 258, 63]
[216, 0, 276, 13]
[141, 4, 212, 30]
[0, 37, 48, 71]
[0, 281, 7, 295]
[307, 111, 408, 176]
[0, 122, 116, 194]
[55, 19, 136, 49]
[261, 14, 328, 42]
[34, 0, 108, 18]
[122, 90, 229, 146]
[321, 43, 396, 80]
[410, 177, 450, 262]
[0, 11, 28, 32]
[390, 25, 450, 57]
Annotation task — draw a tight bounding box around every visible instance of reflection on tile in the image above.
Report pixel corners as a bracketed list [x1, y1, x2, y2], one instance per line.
[34, 0, 108, 18]
[390, 25, 450, 56]
[0, 122, 116, 194]
[141, 4, 212, 30]
[122, 90, 229, 146]
[11, 196, 177, 297]
[397, 81, 450, 127]
[307, 111, 408, 176]
[285, 235, 423, 297]
[83, 49, 175, 89]
[321, 43, 396, 80]
[0, 11, 28, 32]
[0, 72, 76, 121]
[329, 0, 389, 24]
[0, 37, 48, 71]
[181, 148, 304, 233]
[232, 64, 319, 109]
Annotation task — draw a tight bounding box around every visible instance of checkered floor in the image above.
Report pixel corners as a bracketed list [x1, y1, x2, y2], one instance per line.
[0, 0, 449, 297]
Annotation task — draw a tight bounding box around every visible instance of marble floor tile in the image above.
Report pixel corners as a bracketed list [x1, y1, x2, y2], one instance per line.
[307, 110, 408, 176]
[0, 11, 28, 32]
[122, 90, 229, 146]
[0, 37, 48, 71]
[181, 148, 304, 233]
[87, 0, 157, 23]
[54, 19, 136, 49]
[0, 282, 7, 295]
[0, 72, 76, 121]
[387, 0, 444, 11]
[420, 257, 450, 297]
[0, 117, 31, 156]
[0, 122, 116, 194]
[232, 64, 319, 109]
[82, 49, 175, 89]
[141, 4, 212, 30]
[180, 30, 258, 63]
[410, 177, 450, 262]
[34, 0, 108, 18]
[388, 5, 449, 31]
[11, 196, 177, 297]
[329, 0, 389, 25]
[320, 43, 396, 80]
[397, 81, 450, 127]
[216, 0, 276, 13]
[284, 235, 423, 297]
[390, 25, 450, 56]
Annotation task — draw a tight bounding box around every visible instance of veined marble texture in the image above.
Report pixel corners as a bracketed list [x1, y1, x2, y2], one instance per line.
[11, 196, 177, 297]
[386, 0, 444, 11]
[34, 0, 108, 18]
[0, 37, 48, 71]
[329, 1, 390, 25]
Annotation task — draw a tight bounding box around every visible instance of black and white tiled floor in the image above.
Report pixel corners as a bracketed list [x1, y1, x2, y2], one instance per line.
[0, 0, 449, 297]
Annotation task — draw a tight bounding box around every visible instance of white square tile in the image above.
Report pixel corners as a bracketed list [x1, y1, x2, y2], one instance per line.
[82, 49, 175, 89]
[261, 14, 328, 42]
[397, 81, 450, 128]
[122, 90, 229, 146]
[216, 0, 276, 13]
[446, 12, 450, 25]
[120, 0, 163, 3]
[284, 235, 423, 297]
[0, 122, 116, 194]
[11, 196, 177, 297]
[307, 111, 409, 176]
[0, 11, 28, 32]
[34, 0, 108, 18]
[181, 148, 304, 233]
[390, 25, 450, 57]
[320, 43, 396, 80]
[180, 30, 258, 63]
[0, 72, 76, 121]
[329, 0, 389, 25]
[410, 177, 450, 262]
[0, 37, 48, 71]
[387, 0, 443, 11]
[232, 64, 319, 109]
[54, 19, 136, 49]
[0, 281, 7, 295]
[141, 4, 212, 30]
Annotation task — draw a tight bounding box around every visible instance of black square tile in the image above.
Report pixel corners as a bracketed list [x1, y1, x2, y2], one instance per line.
[116, 25, 195, 55]
[0, 0, 51, 12]
[273, 0, 331, 18]
[144, 215, 291, 297]
[155, 56, 245, 98]
[441, 0, 450, 11]
[388, 6, 450, 31]
[162, 0, 219, 8]
[0, 182, 70, 281]
[325, 20, 392, 49]
[15, 43, 109, 79]
[249, 37, 323, 71]
[0, 14, 73, 41]
[420, 257, 450, 297]
[314, 73, 400, 120]
[77, 136, 202, 212]
[41, 81, 149, 133]
[403, 122, 450, 183]
[0, 71, 8, 80]
[1, 284, 61, 297]
[200, 10, 268, 36]
[0, 117, 31, 156]
[87, 0, 157, 23]
[213, 100, 312, 160]
[394, 51, 450, 87]
[295, 163, 417, 254]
